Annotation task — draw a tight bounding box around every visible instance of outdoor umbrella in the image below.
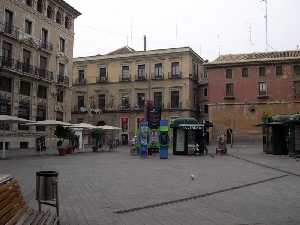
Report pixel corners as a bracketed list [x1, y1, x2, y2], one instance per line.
[69, 123, 98, 151]
[24, 120, 72, 126]
[97, 125, 121, 130]
[0, 115, 33, 159]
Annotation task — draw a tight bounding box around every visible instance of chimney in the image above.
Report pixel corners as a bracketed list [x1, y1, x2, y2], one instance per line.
[144, 35, 147, 51]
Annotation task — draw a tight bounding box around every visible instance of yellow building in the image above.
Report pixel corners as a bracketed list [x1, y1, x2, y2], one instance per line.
[0, 0, 80, 149]
[72, 46, 206, 144]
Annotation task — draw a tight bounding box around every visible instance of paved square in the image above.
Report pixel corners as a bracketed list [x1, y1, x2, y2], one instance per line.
[1, 145, 300, 225]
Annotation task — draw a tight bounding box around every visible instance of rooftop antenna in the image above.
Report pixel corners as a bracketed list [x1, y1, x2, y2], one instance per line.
[130, 17, 133, 45]
[175, 20, 178, 46]
[217, 34, 221, 56]
[261, 0, 268, 51]
[249, 25, 254, 50]
[297, 45, 299, 50]
[126, 35, 129, 46]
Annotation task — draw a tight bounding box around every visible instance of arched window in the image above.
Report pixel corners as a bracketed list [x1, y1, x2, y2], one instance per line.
[37, 0, 43, 13]
[47, 6, 53, 19]
[56, 11, 62, 24]
[26, 0, 33, 7]
[65, 16, 71, 29]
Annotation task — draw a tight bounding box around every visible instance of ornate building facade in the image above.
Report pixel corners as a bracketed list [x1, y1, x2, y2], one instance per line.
[72, 47, 206, 145]
[0, 0, 80, 149]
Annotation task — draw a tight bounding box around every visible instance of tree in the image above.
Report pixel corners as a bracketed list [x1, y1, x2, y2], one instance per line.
[54, 125, 73, 146]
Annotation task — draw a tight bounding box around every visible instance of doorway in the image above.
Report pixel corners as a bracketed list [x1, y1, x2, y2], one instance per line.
[121, 134, 128, 145]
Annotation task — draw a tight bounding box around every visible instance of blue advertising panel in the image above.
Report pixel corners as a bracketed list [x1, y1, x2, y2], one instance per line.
[139, 122, 148, 158]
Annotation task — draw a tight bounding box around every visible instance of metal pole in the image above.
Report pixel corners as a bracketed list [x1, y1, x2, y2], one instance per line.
[264, 0, 268, 51]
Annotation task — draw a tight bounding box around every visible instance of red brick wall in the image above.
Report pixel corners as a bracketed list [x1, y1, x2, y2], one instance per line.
[207, 63, 296, 103]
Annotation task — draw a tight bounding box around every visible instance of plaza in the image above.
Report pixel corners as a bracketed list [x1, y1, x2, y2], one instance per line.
[1, 145, 300, 225]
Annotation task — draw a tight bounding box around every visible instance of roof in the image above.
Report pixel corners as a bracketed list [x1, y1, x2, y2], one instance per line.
[56, 0, 81, 17]
[259, 113, 300, 126]
[206, 50, 300, 67]
[106, 46, 135, 55]
[74, 47, 204, 63]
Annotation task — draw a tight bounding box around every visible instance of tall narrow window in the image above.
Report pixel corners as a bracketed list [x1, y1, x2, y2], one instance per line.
[56, 11, 62, 24]
[37, 0, 44, 13]
[59, 38, 65, 53]
[137, 64, 146, 80]
[171, 90, 179, 109]
[98, 94, 106, 110]
[154, 63, 163, 79]
[99, 67, 107, 80]
[137, 93, 145, 109]
[259, 66, 266, 76]
[22, 49, 31, 73]
[0, 76, 12, 93]
[121, 65, 130, 80]
[121, 94, 129, 109]
[59, 63, 65, 76]
[26, 0, 33, 7]
[5, 10, 13, 34]
[171, 62, 180, 78]
[258, 82, 267, 96]
[65, 16, 71, 29]
[19, 81, 31, 96]
[225, 69, 232, 79]
[41, 28, 48, 48]
[154, 92, 162, 108]
[39, 56, 47, 77]
[25, 20, 32, 35]
[57, 88, 64, 102]
[225, 83, 234, 97]
[78, 70, 85, 81]
[2, 41, 12, 67]
[37, 85, 47, 99]
[47, 6, 53, 19]
[294, 65, 300, 76]
[77, 96, 85, 110]
[276, 65, 283, 76]
[242, 67, 248, 77]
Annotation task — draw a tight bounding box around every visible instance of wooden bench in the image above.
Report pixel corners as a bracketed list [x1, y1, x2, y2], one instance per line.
[0, 175, 58, 225]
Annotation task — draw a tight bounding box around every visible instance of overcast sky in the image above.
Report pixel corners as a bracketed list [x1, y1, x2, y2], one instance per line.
[65, 0, 300, 61]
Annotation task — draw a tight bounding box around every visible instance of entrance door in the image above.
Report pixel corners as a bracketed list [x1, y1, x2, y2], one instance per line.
[121, 134, 128, 145]
[176, 129, 185, 152]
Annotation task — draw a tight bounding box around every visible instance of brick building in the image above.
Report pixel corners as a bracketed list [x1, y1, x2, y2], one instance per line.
[0, 0, 80, 149]
[205, 50, 300, 142]
[71, 46, 206, 145]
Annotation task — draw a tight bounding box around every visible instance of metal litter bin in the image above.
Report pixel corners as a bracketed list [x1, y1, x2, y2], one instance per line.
[36, 171, 58, 201]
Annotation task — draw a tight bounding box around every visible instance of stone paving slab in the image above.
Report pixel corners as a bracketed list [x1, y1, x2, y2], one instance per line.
[0, 145, 299, 225]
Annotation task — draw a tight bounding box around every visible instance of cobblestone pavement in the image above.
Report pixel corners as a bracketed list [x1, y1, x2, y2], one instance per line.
[0, 145, 300, 225]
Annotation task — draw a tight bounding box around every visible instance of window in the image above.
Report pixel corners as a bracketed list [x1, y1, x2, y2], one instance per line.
[276, 65, 283, 76]
[154, 63, 163, 78]
[137, 64, 146, 79]
[154, 92, 162, 108]
[0, 97, 11, 115]
[39, 56, 47, 77]
[258, 82, 267, 96]
[37, 85, 47, 99]
[171, 90, 179, 109]
[204, 104, 208, 114]
[20, 142, 29, 149]
[5, 10, 13, 34]
[225, 69, 232, 79]
[19, 81, 31, 96]
[225, 83, 234, 97]
[56, 11, 62, 24]
[22, 49, 31, 73]
[37, 0, 44, 13]
[259, 66, 266, 76]
[137, 93, 145, 109]
[242, 67, 248, 77]
[41, 28, 48, 47]
[0, 76, 12, 92]
[171, 62, 180, 77]
[18, 101, 30, 130]
[57, 88, 64, 102]
[99, 67, 107, 80]
[36, 104, 46, 121]
[47, 6, 53, 19]
[204, 68, 208, 79]
[25, 20, 32, 35]
[121, 94, 129, 109]
[294, 81, 300, 97]
[121, 65, 130, 80]
[294, 65, 300, 76]
[78, 70, 85, 81]
[59, 38, 65, 53]
[2, 41, 12, 66]
[65, 16, 71, 29]
[26, 0, 33, 7]
[59, 63, 65, 76]
[78, 96, 85, 110]
[56, 112, 63, 121]
[203, 87, 208, 97]
[98, 94, 105, 110]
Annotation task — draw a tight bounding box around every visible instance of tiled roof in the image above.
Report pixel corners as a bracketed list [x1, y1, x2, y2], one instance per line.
[106, 46, 136, 55]
[207, 50, 300, 65]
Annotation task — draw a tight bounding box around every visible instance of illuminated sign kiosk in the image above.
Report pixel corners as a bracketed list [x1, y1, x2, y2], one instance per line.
[171, 118, 205, 155]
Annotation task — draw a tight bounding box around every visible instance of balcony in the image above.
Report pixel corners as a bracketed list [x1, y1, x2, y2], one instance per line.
[57, 75, 69, 86]
[74, 78, 87, 85]
[135, 74, 147, 81]
[39, 40, 53, 52]
[168, 102, 183, 110]
[96, 76, 108, 83]
[168, 72, 182, 79]
[119, 74, 131, 82]
[119, 104, 131, 111]
[189, 73, 198, 81]
[0, 57, 53, 82]
[151, 73, 164, 80]
[0, 22, 19, 39]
